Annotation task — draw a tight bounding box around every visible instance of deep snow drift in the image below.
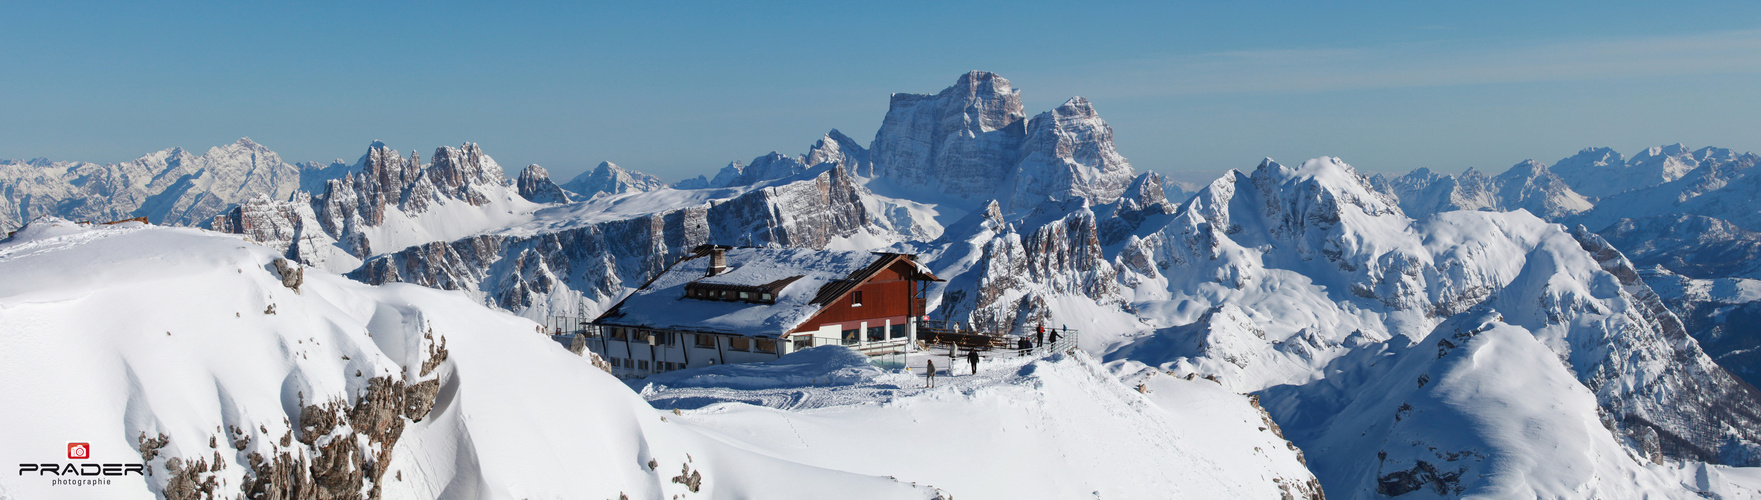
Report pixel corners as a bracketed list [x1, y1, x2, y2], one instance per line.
[0, 220, 935, 499]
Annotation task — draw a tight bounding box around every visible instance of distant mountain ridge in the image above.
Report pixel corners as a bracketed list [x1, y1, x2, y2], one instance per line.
[6, 72, 1761, 497]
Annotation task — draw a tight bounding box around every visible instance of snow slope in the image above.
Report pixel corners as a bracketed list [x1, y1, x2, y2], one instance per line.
[0, 219, 936, 499]
[637, 347, 1322, 500]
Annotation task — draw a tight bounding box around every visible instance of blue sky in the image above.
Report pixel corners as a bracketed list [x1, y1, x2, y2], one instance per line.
[4, 1, 1759, 183]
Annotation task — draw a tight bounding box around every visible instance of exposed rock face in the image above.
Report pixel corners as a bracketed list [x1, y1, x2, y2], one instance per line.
[351, 166, 881, 315]
[0, 138, 335, 232]
[517, 164, 571, 204]
[273, 258, 304, 292]
[693, 153, 813, 190]
[561, 161, 667, 199]
[211, 193, 357, 271]
[869, 71, 1028, 200]
[1009, 97, 1136, 208]
[215, 141, 523, 268]
[145, 332, 451, 500]
[1384, 160, 1591, 220]
[935, 200, 1123, 331]
[866, 72, 1135, 211]
[317, 142, 504, 241]
[804, 129, 872, 176]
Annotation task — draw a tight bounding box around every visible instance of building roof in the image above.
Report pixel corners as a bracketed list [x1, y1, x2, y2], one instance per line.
[595, 247, 938, 336]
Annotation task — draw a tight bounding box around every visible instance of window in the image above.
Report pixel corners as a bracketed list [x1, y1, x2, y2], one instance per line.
[794, 337, 813, 350]
[719, 290, 729, 299]
[739, 291, 750, 300]
[842, 328, 860, 345]
[868, 326, 885, 342]
[695, 334, 717, 348]
[610, 358, 622, 368]
[637, 360, 649, 371]
[851, 291, 863, 306]
[730, 337, 751, 351]
[610, 328, 628, 340]
[890, 324, 907, 339]
[761, 293, 772, 301]
[652, 331, 672, 346]
[756, 339, 777, 353]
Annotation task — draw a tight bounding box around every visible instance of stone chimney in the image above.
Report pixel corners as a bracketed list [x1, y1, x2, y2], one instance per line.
[707, 246, 728, 276]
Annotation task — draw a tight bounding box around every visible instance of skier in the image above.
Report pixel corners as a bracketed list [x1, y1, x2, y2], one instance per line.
[967, 347, 980, 375]
[925, 359, 937, 388]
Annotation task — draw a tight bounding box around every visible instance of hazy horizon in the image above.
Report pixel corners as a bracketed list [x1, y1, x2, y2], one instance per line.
[5, 2, 1759, 183]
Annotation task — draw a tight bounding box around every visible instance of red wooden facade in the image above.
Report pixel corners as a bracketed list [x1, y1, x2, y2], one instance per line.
[792, 260, 928, 334]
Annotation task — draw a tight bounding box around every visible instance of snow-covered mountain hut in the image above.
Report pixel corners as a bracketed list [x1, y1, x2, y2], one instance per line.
[589, 245, 941, 378]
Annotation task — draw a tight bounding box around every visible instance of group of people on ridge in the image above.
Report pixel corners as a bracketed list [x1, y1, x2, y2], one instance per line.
[922, 324, 1063, 388]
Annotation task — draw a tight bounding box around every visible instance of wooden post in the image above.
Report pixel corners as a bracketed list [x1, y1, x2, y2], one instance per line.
[680, 331, 692, 367]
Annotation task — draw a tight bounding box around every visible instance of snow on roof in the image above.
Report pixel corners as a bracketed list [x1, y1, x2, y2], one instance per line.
[597, 247, 896, 335]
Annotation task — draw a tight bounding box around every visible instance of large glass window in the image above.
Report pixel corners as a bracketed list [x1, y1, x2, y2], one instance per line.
[890, 324, 907, 339]
[695, 334, 716, 348]
[868, 326, 885, 342]
[842, 328, 860, 345]
[730, 337, 751, 351]
[610, 328, 628, 340]
[755, 339, 776, 353]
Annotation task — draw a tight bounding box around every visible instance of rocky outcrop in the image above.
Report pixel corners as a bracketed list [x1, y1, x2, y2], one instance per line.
[145, 332, 451, 500]
[214, 141, 521, 267]
[1567, 227, 1761, 465]
[1009, 97, 1135, 207]
[561, 161, 667, 199]
[804, 129, 872, 176]
[351, 166, 880, 316]
[316, 142, 504, 242]
[517, 164, 570, 204]
[935, 201, 1123, 332]
[869, 71, 1028, 201]
[866, 72, 1135, 211]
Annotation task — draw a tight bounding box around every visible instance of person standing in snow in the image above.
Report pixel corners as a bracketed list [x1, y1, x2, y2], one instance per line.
[967, 347, 980, 375]
[1049, 328, 1060, 347]
[926, 359, 937, 388]
[1018, 336, 1032, 356]
[1036, 324, 1045, 346]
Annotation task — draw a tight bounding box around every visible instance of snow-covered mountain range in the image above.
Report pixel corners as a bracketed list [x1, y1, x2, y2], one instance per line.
[5, 72, 1761, 498]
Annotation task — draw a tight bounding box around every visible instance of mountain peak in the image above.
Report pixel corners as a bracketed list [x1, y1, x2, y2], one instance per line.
[517, 164, 569, 204]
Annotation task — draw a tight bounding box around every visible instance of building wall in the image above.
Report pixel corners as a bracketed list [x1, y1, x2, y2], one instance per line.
[794, 262, 926, 333]
[590, 329, 789, 379]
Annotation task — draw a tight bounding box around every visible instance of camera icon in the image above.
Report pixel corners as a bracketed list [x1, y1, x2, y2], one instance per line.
[68, 442, 90, 460]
